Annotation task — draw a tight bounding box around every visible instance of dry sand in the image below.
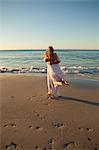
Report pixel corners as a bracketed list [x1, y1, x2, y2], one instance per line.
[0, 75, 99, 150]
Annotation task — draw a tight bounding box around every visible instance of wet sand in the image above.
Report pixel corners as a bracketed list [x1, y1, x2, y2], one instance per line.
[0, 75, 99, 150]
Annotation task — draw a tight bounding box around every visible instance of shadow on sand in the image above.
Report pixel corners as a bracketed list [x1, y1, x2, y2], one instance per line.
[58, 96, 99, 106]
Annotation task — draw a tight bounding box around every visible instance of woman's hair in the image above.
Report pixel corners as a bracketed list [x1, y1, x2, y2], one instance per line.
[48, 46, 54, 53]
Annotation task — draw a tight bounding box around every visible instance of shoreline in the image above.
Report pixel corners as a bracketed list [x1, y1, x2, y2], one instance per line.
[0, 65, 99, 80]
[0, 75, 99, 149]
[0, 73, 99, 85]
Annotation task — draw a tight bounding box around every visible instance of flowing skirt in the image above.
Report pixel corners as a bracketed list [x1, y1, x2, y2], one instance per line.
[47, 64, 65, 97]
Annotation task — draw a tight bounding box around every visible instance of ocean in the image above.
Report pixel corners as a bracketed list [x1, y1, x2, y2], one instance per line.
[0, 49, 99, 80]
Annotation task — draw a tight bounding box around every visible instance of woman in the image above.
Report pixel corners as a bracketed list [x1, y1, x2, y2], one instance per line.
[43, 46, 69, 98]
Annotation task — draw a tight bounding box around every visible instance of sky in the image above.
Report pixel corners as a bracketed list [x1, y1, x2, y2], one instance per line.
[0, 0, 99, 50]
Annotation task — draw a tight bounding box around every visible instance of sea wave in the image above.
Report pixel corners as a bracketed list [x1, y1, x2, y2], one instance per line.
[0, 65, 99, 75]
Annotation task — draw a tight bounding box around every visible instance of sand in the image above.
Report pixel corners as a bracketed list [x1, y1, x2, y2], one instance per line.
[0, 75, 99, 150]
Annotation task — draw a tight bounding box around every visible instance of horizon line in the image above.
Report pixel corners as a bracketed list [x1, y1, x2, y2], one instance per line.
[0, 48, 99, 51]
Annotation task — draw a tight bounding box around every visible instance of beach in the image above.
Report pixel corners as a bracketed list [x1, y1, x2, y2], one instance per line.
[0, 75, 99, 150]
[1, 0, 99, 149]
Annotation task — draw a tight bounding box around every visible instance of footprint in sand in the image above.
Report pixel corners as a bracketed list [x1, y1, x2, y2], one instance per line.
[94, 144, 99, 150]
[48, 137, 54, 144]
[11, 124, 16, 127]
[33, 111, 45, 121]
[78, 127, 84, 131]
[34, 145, 44, 149]
[34, 145, 39, 149]
[36, 113, 40, 117]
[3, 124, 8, 127]
[86, 127, 93, 132]
[29, 125, 33, 129]
[10, 96, 15, 98]
[4, 123, 16, 128]
[35, 126, 43, 131]
[33, 111, 40, 117]
[5, 142, 17, 149]
[78, 127, 93, 132]
[52, 122, 64, 128]
[63, 141, 78, 150]
[88, 137, 92, 141]
[94, 148, 98, 150]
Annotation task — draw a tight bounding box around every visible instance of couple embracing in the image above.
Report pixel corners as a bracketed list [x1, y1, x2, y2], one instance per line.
[43, 46, 69, 99]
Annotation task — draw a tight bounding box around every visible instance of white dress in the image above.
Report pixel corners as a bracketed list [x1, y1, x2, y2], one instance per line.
[47, 63, 65, 97]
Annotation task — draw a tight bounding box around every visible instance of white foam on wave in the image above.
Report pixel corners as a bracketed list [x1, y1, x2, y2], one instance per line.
[0, 66, 47, 74]
[0, 65, 99, 75]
